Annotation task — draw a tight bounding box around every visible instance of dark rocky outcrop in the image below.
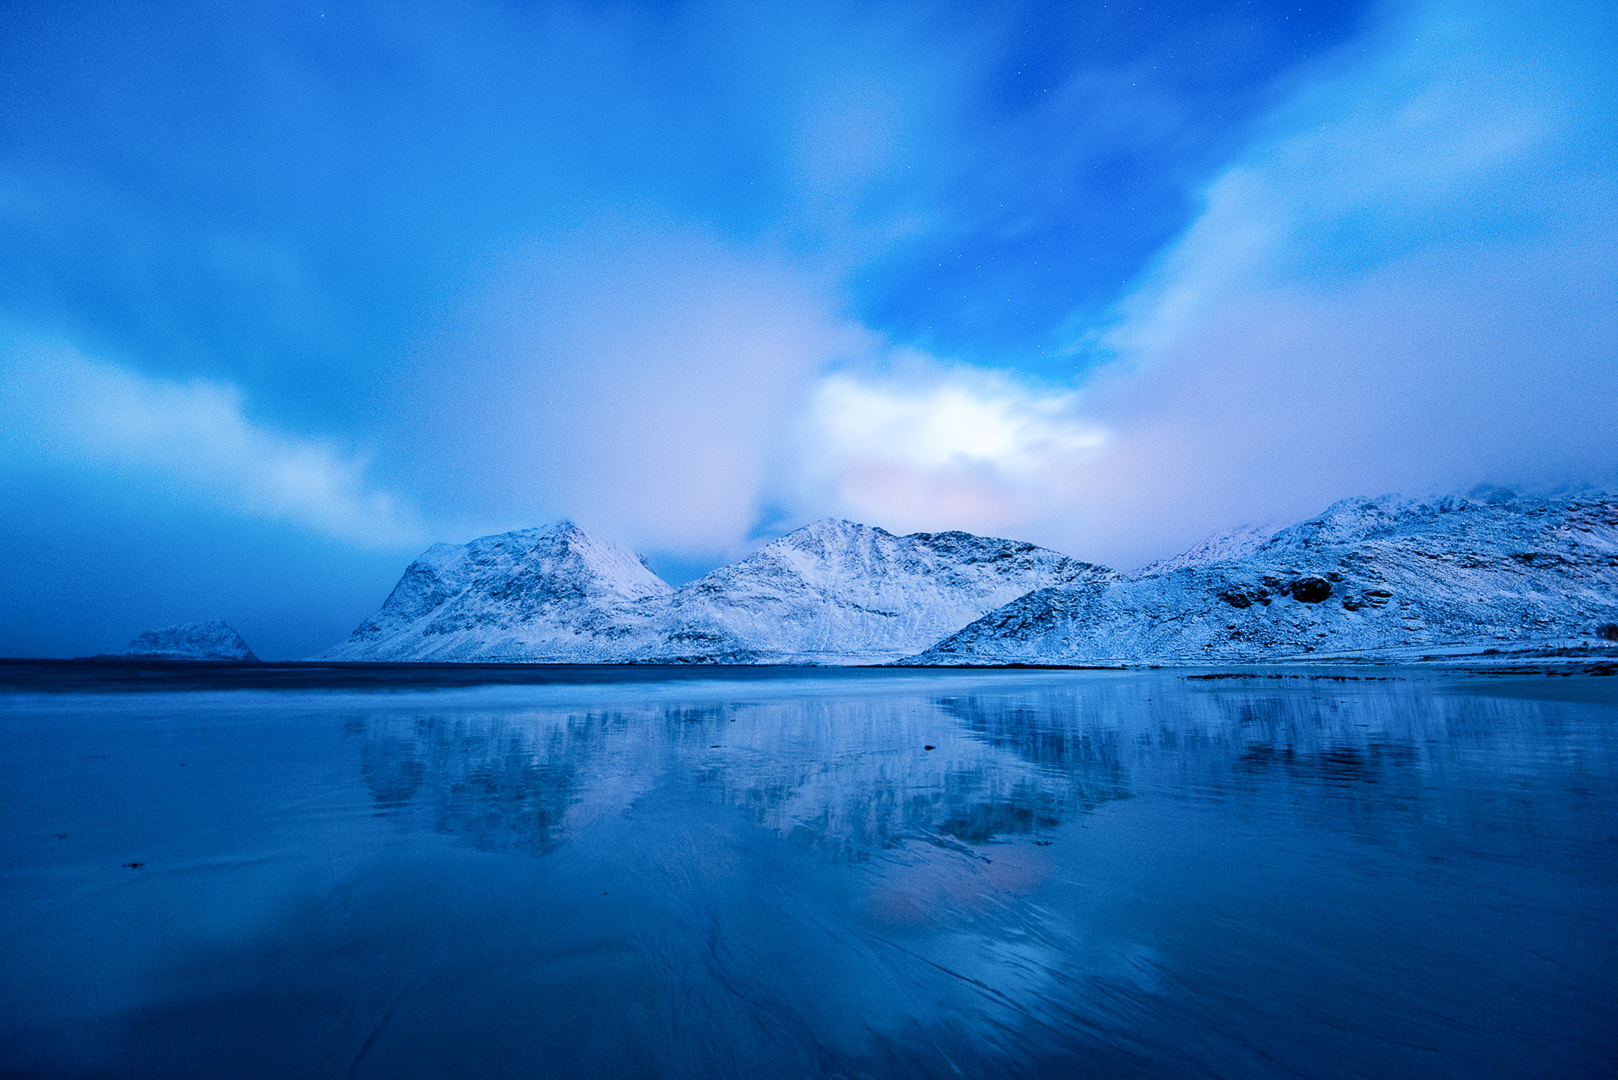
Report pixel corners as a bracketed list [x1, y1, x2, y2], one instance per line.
[1289, 577, 1333, 603]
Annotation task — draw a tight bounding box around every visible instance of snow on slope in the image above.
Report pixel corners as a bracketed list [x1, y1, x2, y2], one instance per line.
[1135, 522, 1279, 575]
[318, 521, 672, 662]
[121, 620, 258, 661]
[320, 518, 1110, 663]
[911, 491, 1618, 665]
[627, 519, 1114, 663]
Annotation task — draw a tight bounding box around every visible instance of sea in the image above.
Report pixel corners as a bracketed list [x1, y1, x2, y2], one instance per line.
[2, 660, 1615, 1079]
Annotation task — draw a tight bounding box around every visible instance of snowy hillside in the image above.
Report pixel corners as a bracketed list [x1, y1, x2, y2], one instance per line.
[320, 518, 1109, 664]
[120, 620, 258, 661]
[1134, 522, 1277, 575]
[627, 519, 1113, 663]
[911, 491, 1618, 664]
[317, 521, 671, 662]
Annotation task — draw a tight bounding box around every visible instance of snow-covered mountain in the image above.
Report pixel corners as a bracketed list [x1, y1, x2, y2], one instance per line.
[626, 519, 1113, 663]
[910, 490, 1618, 664]
[318, 521, 671, 662]
[120, 620, 258, 661]
[320, 518, 1110, 664]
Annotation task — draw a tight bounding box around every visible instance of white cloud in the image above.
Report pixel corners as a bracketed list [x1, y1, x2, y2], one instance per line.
[791, 360, 1106, 536]
[770, 0, 1618, 570]
[1102, 0, 1603, 365]
[992, 0, 1618, 568]
[402, 0, 1617, 569]
[404, 221, 1121, 557]
[0, 337, 425, 549]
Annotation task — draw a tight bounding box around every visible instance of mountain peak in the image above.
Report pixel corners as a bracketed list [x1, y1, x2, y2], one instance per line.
[317, 521, 670, 662]
[782, 517, 886, 540]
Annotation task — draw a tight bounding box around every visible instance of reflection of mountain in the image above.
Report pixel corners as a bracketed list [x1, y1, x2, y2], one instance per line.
[702, 704, 1125, 860]
[354, 695, 1123, 858]
[360, 711, 630, 854]
[1088, 675, 1611, 862]
[352, 675, 1613, 867]
[935, 693, 1131, 773]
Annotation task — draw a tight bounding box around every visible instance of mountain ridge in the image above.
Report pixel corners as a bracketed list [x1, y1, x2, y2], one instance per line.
[910, 490, 1618, 664]
[318, 517, 1109, 664]
[622, 518, 1114, 663]
[318, 491, 1618, 666]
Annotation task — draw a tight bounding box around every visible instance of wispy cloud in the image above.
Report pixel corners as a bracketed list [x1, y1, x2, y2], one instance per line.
[805, 0, 1618, 569]
[878, 0, 1618, 567]
[404, 220, 864, 557]
[6, 0, 1611, 581]
[405, 0, 1618, 567]
[0, 336, 425, 549]
[760, 0, 1618, 568]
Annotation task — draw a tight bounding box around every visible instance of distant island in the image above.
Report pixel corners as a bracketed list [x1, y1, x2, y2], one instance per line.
[112, 620, 259, 662]
[315, 489, 1618, 666]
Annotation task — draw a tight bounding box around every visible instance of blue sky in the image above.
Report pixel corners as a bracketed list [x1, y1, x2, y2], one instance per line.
[2, 0, 1615, 658]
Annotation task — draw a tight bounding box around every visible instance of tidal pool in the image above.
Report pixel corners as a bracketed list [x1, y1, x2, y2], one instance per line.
[2, 665, 1614, 1078]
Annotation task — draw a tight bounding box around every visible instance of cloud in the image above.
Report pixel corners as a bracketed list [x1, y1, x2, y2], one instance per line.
[11, 0, 1605, 582]
[791, 359, 1106, 535]
[0, 336, 425, 549]
[812, 0, 1617, 569]
[395, 0, 1618, 571]
[1063, 0, 1618, 563]
[402, 220, 867, 557]
[764, 0, 1618, 570]
[407, 220, 1123, 557]
[1101, 0, 1613, 361]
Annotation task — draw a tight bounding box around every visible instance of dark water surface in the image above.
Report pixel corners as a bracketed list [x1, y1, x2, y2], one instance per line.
[3, 665, 1615, 1078]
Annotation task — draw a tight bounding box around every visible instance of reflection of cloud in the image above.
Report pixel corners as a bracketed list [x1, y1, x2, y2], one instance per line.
[0, 337, 425, 549]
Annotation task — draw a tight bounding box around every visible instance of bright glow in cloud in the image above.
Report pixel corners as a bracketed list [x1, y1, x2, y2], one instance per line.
[0, 338, 424, 549]
[771, 0, 1618, 568]
[410, 0, 1617, 568]
[793, 361, 1107, 535]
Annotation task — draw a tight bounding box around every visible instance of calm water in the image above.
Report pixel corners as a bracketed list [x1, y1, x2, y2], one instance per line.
[2, 665, 1615, 1079]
